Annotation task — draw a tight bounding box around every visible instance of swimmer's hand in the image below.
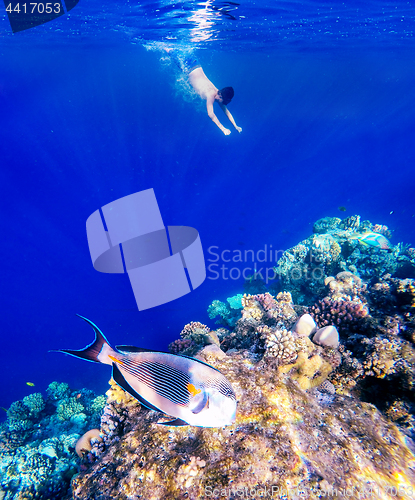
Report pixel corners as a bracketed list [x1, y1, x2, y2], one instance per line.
[235, 126, 242, 133]
[223, 128, 231, 136]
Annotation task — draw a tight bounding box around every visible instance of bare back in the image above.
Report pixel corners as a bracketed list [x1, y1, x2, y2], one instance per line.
[188, 67, 218, 101]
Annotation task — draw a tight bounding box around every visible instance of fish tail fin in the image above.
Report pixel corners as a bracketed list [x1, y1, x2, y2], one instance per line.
[56, 315, 114, 365]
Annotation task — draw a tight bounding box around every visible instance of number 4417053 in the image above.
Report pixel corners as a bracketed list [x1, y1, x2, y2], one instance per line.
[5, 3, 62, 14]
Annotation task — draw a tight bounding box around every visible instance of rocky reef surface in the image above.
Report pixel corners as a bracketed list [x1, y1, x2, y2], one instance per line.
[2, 215, 415, 499]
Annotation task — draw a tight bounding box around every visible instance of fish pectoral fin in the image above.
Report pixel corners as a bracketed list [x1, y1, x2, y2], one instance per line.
[190, 392, 209, 414]
[158, 418, 189, 427]
[111, 363, 161, 413]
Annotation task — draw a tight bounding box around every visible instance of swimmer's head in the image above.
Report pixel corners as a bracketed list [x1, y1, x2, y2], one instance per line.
[217, 87, 234, 105]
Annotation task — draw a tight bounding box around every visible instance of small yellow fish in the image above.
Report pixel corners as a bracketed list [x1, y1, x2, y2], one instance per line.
[26, 382, 35, 387]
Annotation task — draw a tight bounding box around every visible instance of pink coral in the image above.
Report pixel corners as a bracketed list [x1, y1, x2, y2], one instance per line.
[309, 296, 368, 333]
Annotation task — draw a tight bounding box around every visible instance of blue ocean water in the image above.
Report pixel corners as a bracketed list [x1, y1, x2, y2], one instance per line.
[1, 0, 415, 417]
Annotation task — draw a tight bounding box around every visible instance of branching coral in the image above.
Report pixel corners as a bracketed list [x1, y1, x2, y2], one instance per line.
[241, 292, 296, 323]
[56, 396, 84, 421]
[22, 393, 45, 418]
[180, 321, 210, 339]
[177, 321, 220, 355]
[241, 294, 263, 321]
[325, 271, 367, 301]
[310, 296, 368, 334]
[168, 337, 195, 355]
[207, 296, 243, 327]
[372, 224, 392, 239]
[362, 337, 401, 378]
[259, 326, 298, 364]
[46, 381, 70, 401]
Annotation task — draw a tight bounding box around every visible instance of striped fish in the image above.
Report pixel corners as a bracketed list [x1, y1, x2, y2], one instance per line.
[57, 315, 237, 427]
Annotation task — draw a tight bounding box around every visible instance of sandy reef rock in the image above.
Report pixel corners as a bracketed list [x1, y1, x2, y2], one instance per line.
[72, 348, 415, 500]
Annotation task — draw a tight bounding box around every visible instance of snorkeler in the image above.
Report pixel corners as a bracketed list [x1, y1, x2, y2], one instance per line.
[166, 49, 242, 136]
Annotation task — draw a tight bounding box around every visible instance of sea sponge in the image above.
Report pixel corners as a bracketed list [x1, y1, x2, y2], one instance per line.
[293, 314, 317, 337]
[75, 429, 102, 458]
[313, 326, 340, 349]
[227, 294, 243, 309]
[279, 351, 333, 390]
[106, 378, 137, 406]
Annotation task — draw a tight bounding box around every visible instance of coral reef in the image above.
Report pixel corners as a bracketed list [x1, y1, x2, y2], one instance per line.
[71, 349, 415, 500]
[0, 382, 105, 499]
[260, 326, 298, 363]
[220, 291, 297, 353]
[4, 214, 415, 500]
[273, 215, 401, 304]
[169, 321, 221, 356]
[207, 294, 244, 327]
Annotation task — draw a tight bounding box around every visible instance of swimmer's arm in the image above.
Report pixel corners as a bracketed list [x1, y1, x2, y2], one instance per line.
[207, 101, 231, 135]
[219, 103, 242, 133]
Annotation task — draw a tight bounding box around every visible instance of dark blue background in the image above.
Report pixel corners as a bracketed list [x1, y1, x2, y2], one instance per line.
[1, 41, 415, 415]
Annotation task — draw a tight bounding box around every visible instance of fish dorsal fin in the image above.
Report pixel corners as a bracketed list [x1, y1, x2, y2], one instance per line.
[115, 345, 155, 353]
[158, 418, 189, 427]
[115, 346, 221, 373]
[111, 363, 162, 413]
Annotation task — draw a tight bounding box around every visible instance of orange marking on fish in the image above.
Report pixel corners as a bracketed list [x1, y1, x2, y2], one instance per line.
[187, 383, 201, 397]
[108, 354, 124, 365]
